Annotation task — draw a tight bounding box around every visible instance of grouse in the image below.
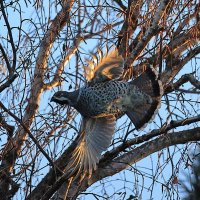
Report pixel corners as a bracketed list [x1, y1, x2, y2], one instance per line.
[51, 49, 163, 176]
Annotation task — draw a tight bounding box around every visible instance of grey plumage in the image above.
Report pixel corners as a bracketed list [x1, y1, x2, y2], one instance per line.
[51, 48, 163, 176]
[68, 116, 116, 176]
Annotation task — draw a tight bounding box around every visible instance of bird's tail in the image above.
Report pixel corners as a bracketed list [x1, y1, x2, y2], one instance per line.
[126, 66, 163, 130]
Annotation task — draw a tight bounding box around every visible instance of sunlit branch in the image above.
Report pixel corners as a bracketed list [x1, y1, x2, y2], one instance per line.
[84, 21, 124, 39]
[0, 101, 61, 172]
[161, 45, 200, 86]
[44, 44, 79, 90]
[126, 0, 172, 64]
[118, 0, 141, 56]
[131, 23, 200, 78]
[174, 3, 200, 36]
[165, 27, 200, 60]
[101, 114, 200, 164]
[75, 127, 200, 198]
[0, 1, 200, 199]
[0, 2, 75, 195]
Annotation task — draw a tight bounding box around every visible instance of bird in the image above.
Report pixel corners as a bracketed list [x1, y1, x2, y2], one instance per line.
[51, 48, 163, 176]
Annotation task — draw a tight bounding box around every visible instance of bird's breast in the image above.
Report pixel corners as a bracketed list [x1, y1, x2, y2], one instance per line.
[75, 81, 129, 117]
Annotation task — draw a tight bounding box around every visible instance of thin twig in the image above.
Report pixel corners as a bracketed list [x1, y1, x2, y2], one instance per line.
[0, 101, 62, 174]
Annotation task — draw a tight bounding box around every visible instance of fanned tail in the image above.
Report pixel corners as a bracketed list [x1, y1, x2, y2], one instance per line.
[126, 66, 163, 130]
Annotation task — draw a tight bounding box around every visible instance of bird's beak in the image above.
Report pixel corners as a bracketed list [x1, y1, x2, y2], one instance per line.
[50, 96, 55, 102]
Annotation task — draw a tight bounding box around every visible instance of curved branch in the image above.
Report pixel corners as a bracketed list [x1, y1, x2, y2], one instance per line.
[44, 38, 80, 90]
[68, 127, 200, 198]
[161, 46, 200, 86]
[101, 115, 200, 163]
[0, 74, 18, 93]
[29, 115, 200, 199]
[0, 1, 75, 197]
[0, 1, 16, 72]
[165, 73, 200, 93]
[44, 20, 124, 90]
[0, 101, 60, 171]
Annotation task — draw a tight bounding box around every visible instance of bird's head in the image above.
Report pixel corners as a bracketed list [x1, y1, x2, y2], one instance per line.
[51, 91, 72, 105]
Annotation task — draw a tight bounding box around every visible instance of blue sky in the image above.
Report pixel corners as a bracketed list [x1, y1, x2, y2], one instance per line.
[1, 1, 200, 199]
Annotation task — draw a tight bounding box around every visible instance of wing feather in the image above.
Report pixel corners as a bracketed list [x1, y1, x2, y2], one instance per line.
[84, 49, 124, 84]
[69, 116, 116, 176]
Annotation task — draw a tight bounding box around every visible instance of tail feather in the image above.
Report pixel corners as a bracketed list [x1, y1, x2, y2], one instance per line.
[131, 66, 163, 99]
[126, 66, 163, 130]
[126, 100, 160, 130]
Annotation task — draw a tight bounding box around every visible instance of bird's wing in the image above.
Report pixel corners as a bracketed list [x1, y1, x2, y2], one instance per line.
[84, 49, 124, 84]
[70, 116, 116, 176]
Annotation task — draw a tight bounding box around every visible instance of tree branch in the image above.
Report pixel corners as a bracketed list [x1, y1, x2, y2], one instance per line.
[101, 115, 200, 163]
[0, 74, 18, 93]
[44, 38, 80, 90]
[165, 73, 200, 93]
[0, 1, 16, 72]
[0, 101, 61, 172]
[126, 0, 172, 65]
[0, 113, 15, 137]
[0, 1, 75, 198]
[68, 127, 200, 198]
[0, 43, 11, 74]
[29, 115, 200, 199]
[26, 135, 79, 200]
[161, 46, 200, 86]
[113, 0, 127, 11]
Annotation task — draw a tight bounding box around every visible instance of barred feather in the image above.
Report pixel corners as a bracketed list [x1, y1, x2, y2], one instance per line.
[84, 48, 124, 83]
[51, 49, 163, 178]
[65, 116, 116, 177]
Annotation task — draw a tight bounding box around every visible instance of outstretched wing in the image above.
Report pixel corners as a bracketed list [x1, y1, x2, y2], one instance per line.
[69, 116, 116, 176]
[84, 49, 124, 84]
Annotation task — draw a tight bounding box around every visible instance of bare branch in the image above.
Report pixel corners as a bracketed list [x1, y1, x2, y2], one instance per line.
[68, 127, 200, 198]
[30, 115, 200, 199]
[161, 46, 200, 86]
[0, 113, 15, 137]
[113, 0, 127, 11]
[0, 43, 11, 74]
[0, 101, 61, 172]
[102, 115, 200, 163]
[0, 74, 18, 93]
[0, 2, 75, 197]
[44, 39, 80, 90]
[0, 1, 16, 72]
[126, 0, 172, 64]
[0, 1, 199, 199]
[165, 73, 200, 93]
[96, 128, 200, 181]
